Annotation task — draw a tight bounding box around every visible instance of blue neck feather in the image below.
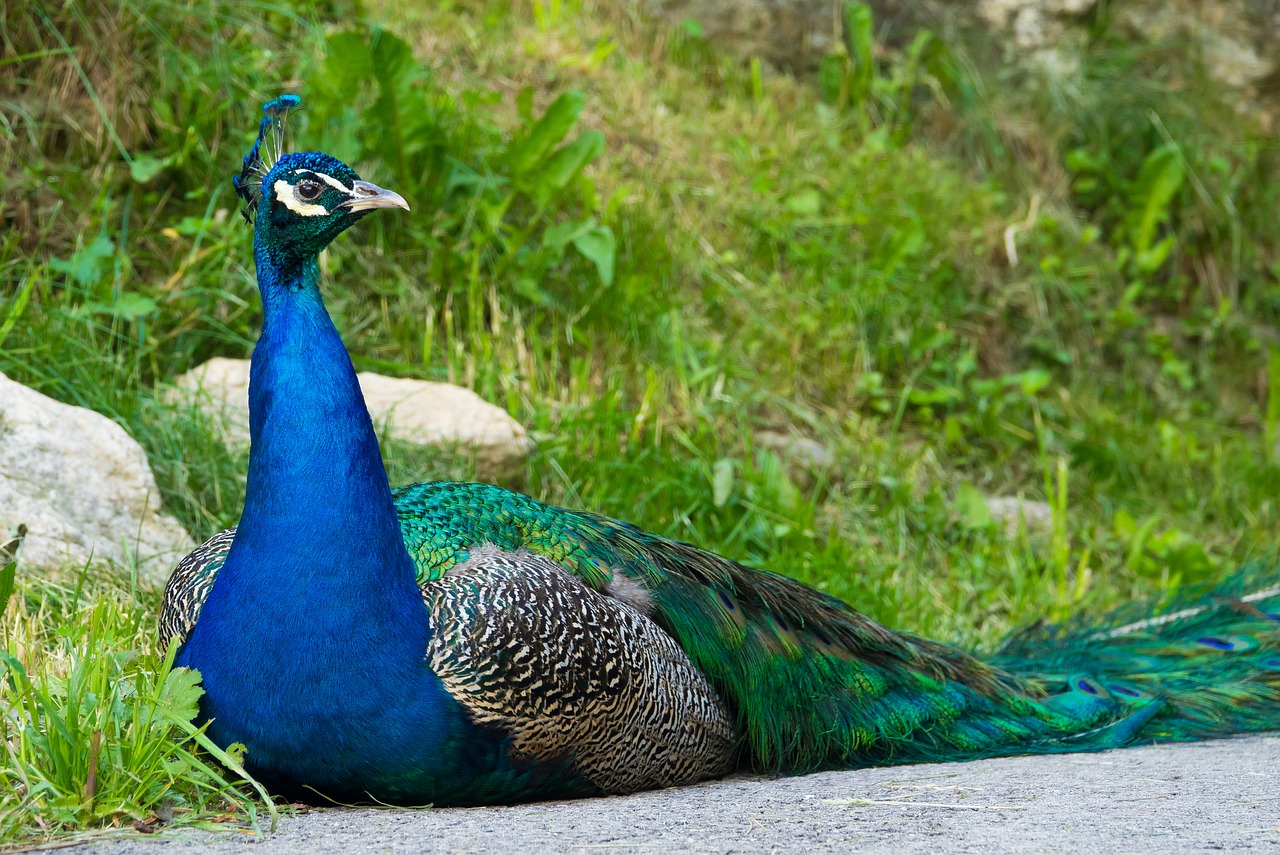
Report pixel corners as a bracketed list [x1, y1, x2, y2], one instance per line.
[177, 233, 462, 798]
[239, 246, 417, 604]
[235, 244, 427, 649]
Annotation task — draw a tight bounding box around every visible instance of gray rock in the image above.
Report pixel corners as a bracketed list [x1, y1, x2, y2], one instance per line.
[646, 0, 948, 69]
[167, 358, 533, 482]
[1117, 0, 1279, 97]
[651, 0, 1280, 126]
[977, 0, 1095, 75]
[0, 371, 194, 585]
[981, 0, 1280, 103]
[984, 496, 1054, 538]
[755, 430, 835, 486]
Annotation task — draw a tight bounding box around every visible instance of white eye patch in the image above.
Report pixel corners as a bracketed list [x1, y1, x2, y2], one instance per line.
[309, 172, 351, 192]
[273, 171, 361, 217]
[273, 179, 329, 216]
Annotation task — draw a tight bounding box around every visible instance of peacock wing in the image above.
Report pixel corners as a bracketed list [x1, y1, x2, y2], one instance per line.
[422, 544, 736, 793]
[160, 526, 236, 652]
[392, 481, 1039, 772]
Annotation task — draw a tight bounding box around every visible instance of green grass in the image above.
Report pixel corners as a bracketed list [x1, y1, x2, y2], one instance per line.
[3, 0, 1280, 843]
[0, 567, 273, 844]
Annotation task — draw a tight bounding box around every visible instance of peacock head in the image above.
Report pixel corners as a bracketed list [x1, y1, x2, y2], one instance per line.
[233, 95, 408, 261]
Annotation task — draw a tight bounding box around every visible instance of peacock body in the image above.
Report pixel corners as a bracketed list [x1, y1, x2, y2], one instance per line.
[163, 96, 1280, 807]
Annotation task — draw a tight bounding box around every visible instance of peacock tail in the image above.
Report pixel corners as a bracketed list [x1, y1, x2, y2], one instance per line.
[990, 567, 1280, 745]
[164, 480, 1280, 777]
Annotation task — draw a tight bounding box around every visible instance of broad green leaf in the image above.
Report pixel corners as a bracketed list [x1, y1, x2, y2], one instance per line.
[784, 188, 821, 216]
[908, 385, 961, 405]
[1134, 234, 1175, 273]
[505, 91, 585, 178]
[86, 293, 157, 320]
[892, 30, 939, 139]
[50, 235, 115, 287]
[370, 26, 417, 93]
[542, 217, 592, 249]
[369, 27, 423, 176]
[1128, 143, 1184, 254]
[953, 483, 992, 530]
[573, 225, 616, 286]
[129, 154, 166, 184]
[1266, 350, 1280, 465]
[1006, 369, 1052, 396]
[224, 741, 249, 766]
[515, 86, 535, 122]
[310, 30, 377, 163]
[817, 54, 846, 105]
[154, 667, 204, 728]
[1065, 147, 1106, 174]
[535, 131, 605, 195]
[919, 29, 957, 95]
[1113, 508, 1136, 537]
[514, 276, 555, 307]
[321, 31, 374, 102]
[115, 292, 158, 319]
[319, 25, 441, 183]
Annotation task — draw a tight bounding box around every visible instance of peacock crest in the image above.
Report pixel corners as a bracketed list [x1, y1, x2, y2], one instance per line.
[231, 94, 302, 224]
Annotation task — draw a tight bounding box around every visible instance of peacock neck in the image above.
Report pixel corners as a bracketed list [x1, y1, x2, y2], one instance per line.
[244, 248, 380, 528]
[223, 241, 428, 647]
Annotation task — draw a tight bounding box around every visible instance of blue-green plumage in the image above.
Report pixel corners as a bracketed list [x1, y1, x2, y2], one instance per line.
[162, 96, 1280, 807]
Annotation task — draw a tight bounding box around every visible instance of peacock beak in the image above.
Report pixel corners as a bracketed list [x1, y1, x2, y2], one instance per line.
[340, 180, 411, 213]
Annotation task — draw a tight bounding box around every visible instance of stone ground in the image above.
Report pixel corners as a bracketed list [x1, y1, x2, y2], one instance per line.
[67, 735, 1279, 854]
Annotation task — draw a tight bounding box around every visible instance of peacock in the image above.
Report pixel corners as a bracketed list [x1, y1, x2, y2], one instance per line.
[162, 95, 1280, 807]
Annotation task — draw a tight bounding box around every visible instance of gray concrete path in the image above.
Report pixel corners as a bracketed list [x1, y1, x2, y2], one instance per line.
[73, 736, 1279, 854]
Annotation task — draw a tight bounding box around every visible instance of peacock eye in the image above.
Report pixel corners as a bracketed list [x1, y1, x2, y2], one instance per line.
[296, 179, 323, 202]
